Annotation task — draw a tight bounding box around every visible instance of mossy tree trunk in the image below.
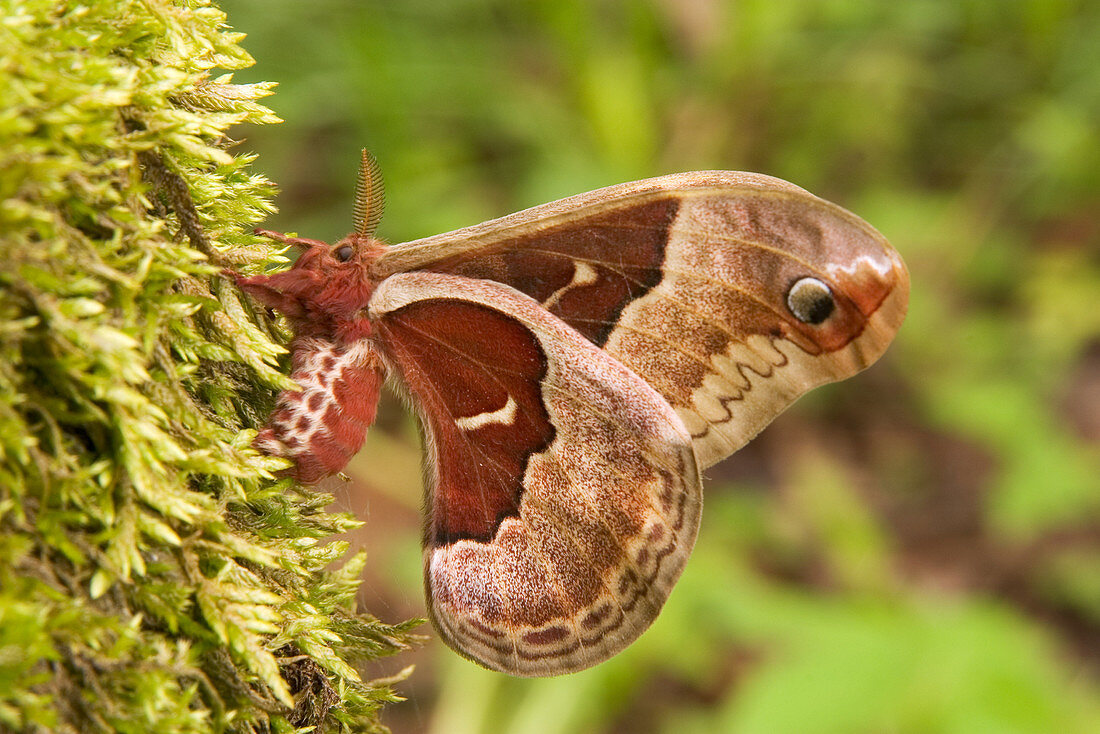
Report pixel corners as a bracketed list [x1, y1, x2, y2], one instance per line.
[0, 1, 418, 731]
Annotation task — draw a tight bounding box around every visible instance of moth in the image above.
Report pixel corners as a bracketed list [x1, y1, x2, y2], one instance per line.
[230, 151, 909, 677]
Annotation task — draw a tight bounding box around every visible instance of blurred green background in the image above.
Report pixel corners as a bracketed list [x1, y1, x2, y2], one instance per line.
[219, 1, 1099, 732]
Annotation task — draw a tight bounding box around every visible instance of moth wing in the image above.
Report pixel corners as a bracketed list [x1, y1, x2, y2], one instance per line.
[370, 272, 702, 676]
[376, 172, 909, 468]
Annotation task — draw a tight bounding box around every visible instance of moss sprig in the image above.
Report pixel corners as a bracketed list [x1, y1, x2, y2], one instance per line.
[0, 1, 418, 731]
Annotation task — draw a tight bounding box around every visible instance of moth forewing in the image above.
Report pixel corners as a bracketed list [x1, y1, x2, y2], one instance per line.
[377, 172, 909, 471]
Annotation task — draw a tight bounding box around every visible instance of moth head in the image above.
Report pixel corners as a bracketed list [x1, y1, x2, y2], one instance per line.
[318, 149, 387, 266]
[232, 233, 384, 346]
[321, 233, 386, 268]
[233, 150, 389, 338]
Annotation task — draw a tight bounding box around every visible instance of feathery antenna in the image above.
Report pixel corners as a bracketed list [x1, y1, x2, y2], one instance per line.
[353, 148, 385, 237]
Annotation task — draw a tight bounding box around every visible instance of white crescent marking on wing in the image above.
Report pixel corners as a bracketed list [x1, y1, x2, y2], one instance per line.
[454, 394, 519, 431]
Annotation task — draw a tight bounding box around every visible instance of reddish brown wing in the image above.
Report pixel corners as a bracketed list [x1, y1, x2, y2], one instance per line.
[370, 272, 701, 676]
[375, 172, 909, 468]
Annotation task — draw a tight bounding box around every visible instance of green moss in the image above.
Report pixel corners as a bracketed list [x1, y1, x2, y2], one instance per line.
[0, 1, 417, 731]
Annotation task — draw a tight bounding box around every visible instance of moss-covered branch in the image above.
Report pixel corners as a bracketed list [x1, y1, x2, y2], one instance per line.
[0, 1, 418, 731]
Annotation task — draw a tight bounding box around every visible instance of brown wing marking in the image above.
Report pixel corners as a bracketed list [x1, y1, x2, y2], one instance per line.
[422, 198, 678, 346]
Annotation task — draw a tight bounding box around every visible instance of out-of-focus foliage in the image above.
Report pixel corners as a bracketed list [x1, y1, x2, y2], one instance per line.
[221, 0, 1099, 732]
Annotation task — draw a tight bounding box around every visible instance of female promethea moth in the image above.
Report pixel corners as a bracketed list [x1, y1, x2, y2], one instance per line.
[230, 151, 909, 677]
